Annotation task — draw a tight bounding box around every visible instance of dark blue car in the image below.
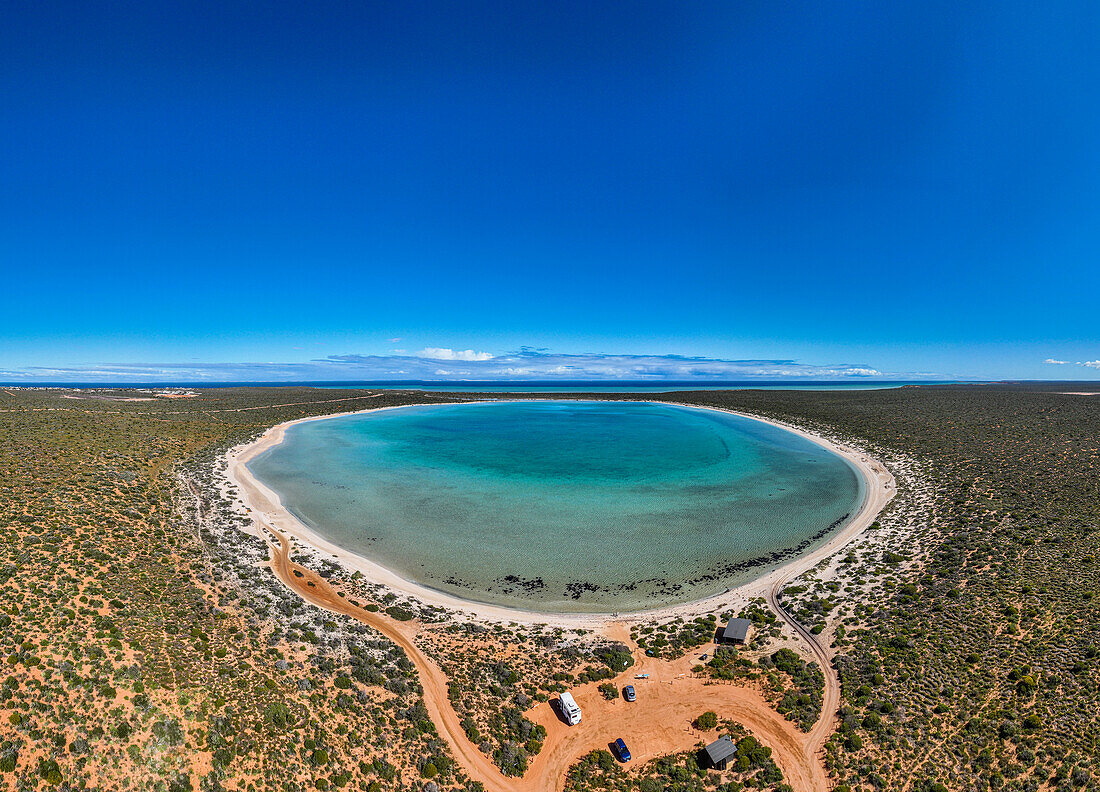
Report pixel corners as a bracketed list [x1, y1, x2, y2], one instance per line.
[614, 738, 631, 762]
[623, 685, 636, 702]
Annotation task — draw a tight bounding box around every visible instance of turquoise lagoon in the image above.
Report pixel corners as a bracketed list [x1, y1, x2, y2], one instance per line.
[247, 401, 865, 612]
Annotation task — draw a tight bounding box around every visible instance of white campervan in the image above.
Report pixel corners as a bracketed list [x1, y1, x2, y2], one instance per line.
[558, 691, 582, 725]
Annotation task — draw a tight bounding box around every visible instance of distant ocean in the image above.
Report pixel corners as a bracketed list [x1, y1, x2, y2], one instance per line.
[313, 380, 945, 393]
[5, 379, 952, 392]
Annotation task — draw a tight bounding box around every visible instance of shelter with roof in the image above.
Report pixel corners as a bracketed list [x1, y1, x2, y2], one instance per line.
[720, 617, 752, 644]
[702, 735, 738, 770]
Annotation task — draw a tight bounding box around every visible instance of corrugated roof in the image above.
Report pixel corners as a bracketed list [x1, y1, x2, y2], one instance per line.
[704, 736, 737, 763]
[722, 617, 752, 641]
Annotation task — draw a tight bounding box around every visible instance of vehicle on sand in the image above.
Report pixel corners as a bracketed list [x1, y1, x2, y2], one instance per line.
[614, 738, 631, 762]
[558, 691, 582, 725]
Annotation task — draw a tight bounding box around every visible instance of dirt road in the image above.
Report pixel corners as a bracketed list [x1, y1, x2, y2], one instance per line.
[259, 526, 826, 792]
[767, 448, 895, 761]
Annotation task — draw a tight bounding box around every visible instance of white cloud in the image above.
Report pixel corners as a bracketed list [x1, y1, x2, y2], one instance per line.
[321, 351, 897, 381]
[1043, 357, 1100, 369]
[418, 347, 494, 361]
[3, 349, 926, 383]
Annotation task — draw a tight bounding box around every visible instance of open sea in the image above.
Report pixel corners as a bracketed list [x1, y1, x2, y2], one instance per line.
[247, 400, 865, 612]
[312, 380, 936, 392]
[0, 379, 948, 391]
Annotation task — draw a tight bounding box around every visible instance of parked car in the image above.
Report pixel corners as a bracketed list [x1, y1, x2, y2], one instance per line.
[623, 684, 636, 702]
[614, 738, 631, 762]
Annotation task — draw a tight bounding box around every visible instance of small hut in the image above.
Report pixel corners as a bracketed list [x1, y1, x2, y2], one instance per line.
[702, 735, 738, 770]
[720, 617, 752, 645]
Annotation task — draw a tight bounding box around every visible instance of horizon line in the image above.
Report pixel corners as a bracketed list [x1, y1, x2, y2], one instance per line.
[1, 378, 1070, 389]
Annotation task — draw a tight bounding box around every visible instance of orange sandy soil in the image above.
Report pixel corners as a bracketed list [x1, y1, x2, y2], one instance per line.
[260, 527, 829, 792]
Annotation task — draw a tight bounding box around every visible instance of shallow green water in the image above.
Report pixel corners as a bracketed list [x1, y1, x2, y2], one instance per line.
[248, 401, 864, 612]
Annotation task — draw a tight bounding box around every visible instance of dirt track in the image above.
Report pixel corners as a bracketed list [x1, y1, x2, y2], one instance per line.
[259, 526, 826, 791]
[766, 449, 895, 763]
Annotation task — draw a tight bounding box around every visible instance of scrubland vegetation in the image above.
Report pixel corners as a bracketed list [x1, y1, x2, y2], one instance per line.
[416, 622, 626, 775]
[699, 648, 824, 733]
[651, 385, 1100, 791]
[0, 388, 471, 792]
[564, 720, 788, 792]
[630, 615, 717, 659]
[2, 384, 1098, 792]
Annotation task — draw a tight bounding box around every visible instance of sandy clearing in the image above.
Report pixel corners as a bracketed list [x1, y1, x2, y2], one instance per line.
[522, 637, 826, 792]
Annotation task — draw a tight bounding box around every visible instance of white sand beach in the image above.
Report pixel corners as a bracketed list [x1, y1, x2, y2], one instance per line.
[225, 399, 895, 628]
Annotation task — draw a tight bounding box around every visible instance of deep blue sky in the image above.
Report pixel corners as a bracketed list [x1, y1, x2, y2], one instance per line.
[3, 1, 1099, 381]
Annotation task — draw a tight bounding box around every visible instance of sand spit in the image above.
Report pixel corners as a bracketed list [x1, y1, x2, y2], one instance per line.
[225, 400, 895, 628]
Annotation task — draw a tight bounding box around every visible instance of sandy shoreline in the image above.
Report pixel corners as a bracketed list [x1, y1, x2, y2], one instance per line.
[224, 399, 895, 628]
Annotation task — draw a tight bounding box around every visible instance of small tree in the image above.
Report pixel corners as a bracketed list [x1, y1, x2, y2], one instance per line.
[693, 711, 718, 730]
[0, 750, 17, 773]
